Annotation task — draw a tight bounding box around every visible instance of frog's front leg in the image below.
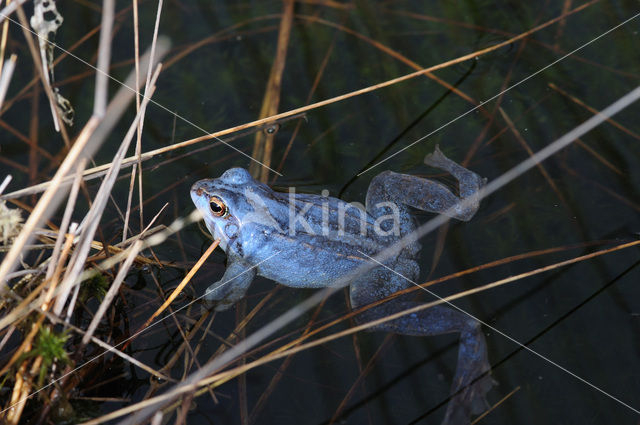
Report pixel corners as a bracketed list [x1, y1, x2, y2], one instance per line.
[204, 259, 256, 311]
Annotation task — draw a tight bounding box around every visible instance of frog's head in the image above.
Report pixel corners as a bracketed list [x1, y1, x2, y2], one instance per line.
[191, 168, 268, 252]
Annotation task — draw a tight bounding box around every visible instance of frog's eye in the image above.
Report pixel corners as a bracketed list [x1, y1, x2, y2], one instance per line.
[209, 196, 228, 217]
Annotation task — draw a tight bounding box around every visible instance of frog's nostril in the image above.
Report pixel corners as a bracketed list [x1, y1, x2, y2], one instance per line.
[195, 188, 203, 196]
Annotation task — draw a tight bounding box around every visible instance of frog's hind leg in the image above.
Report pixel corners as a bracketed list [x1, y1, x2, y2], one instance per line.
[366, 146, 485, 224]
[371, 303, 493, 424]
[350, 270, 493, 425]
[359, 303, 492, 424]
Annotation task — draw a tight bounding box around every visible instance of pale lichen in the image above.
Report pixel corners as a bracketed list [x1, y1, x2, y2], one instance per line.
[29, 0, 74, 126]
[0, 200, 23, 245]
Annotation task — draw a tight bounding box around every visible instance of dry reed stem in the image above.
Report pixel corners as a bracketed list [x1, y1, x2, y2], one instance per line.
[135, 240, 219, 336]
[0, 42, 168, 288]
[0, 40, 169, 290]
[5, 342, 35, 423]
[124, 0, 163, 243]
[549, 82, 640, 141]
[37, 303, 172, 381]
[54, 65, 161, 314]
[81, 240, 143, 345]
[135, 0, 164, 239]
[573, 138, 622, 175]
[249, 0, 294, 182]
[1, 0, 598, 201]
[243, 2, 294, 420]
[329, 332, 393, 425]
[124, 0, 142, 245]
[498, 107, 568, 205]
[470, 386, 521, 424]
[15, 4, 69, 140]
[83, 239, 640, 425]
[0, 0, 26, 25]
[562, 164, 640, 212]
[122, 0, 164, 257]
[0, 175, 11, 194]
[53, 65, 162, 316]
[0, 211, 202, 342]
[0, 57, 167, 416]
[0, 312, 44, 378]
[42, 224, 76, 311]
[44, 159, 86, 283]
[0, 293, 171, 419]
[93, 0, 115, 117]
[553, 0, 573, 51]
[195, 241, 640, 389]
[0, 115, 99, 292]
[0, 5, 134, 117]
[247, 297, 329, 423]
[297, 14, 479, 106]
[0, 0, 9, 74]
[274, 12, 342, 177]
[391, 3, 635, 80]
[0, 53, 16, 108]
[173, 84, 640, 410]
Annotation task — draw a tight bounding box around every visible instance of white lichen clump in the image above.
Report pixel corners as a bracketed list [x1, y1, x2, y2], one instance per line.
[29, 0, 74, 126]
[0, 201, 22, 245]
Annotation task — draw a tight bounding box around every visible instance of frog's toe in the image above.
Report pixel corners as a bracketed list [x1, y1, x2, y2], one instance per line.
[214, 301, 235, 311]
[423, 144, 448, 167]
[442, 371, 495, 425]
[201, 295, 218, 311]
[469, 373, 495, 415]
[201, 296, 234, 312]
[203, 292, 234, 311]
[200, 303, 214, 315]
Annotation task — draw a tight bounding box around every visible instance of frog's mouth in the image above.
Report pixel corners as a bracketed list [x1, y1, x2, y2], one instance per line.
[206, 222, 228, 252]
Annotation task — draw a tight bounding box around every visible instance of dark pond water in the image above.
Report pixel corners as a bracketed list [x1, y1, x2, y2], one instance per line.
[1, 0, 639, 424]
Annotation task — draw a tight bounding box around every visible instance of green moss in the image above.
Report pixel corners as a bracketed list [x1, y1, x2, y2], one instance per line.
[24, 327, 71, 387]
[79, 271, 109, 303]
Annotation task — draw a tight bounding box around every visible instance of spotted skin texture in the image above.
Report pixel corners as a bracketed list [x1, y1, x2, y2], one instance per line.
[191, 146, 492, 424]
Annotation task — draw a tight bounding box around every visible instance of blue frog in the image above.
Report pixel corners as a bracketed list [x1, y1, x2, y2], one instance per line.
[190, 146, 492, 424]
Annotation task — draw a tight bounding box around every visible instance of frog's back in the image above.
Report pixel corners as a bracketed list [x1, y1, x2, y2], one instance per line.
[239, 191, 390, 288]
